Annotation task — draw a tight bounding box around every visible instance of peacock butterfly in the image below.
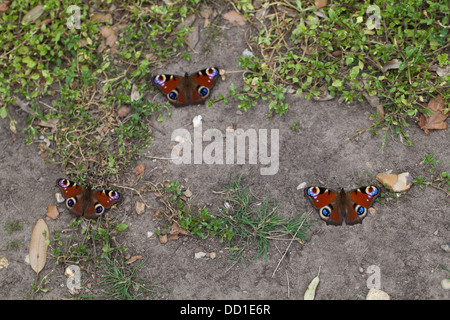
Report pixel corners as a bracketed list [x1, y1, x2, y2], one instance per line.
[152, 67, 221, 107]
[304, 186, 379, 226]
[56, 178, 120, 219]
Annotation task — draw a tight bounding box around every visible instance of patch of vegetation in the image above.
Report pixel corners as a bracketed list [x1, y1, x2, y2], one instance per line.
[162, 175, 313, 262]
[49, 217, 128, 266]
[230, 0, 449, 146]
[413, 154, 450, 196]
[101, 256, 162, 300]
[0, 0, 200, 180]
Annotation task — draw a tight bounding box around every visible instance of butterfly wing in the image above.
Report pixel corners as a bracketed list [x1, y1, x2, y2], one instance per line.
[189, 67, 220, 104]
[83, 189, 121, 219]
[152, 74, 188, 106]
[56, 178, 85, 217]
[345, 186, 379, 225]
[304, 187, 343, 225]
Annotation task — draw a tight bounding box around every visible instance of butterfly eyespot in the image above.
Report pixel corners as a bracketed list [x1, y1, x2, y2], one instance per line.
[66, 197, 76, 208]
[95, 203, 104, 214]
[365, 186, 379, 196]
[154, 75, 166, 85]
[198, 86, 209, 97]
[320, 205, 333, 217]
[354, 205, 366, 216]
[168, 90, 178, 100]
[206, 68, 218, 76]
[108, 190, 120, 200]
[307, 187, 320, 197]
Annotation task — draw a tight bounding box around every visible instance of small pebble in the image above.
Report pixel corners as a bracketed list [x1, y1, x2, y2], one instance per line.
[441, 279, 450, 290]
[366, 288, 390, 300]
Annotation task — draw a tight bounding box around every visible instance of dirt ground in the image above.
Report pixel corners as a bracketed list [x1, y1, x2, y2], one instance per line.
[0, 11, 449, 301]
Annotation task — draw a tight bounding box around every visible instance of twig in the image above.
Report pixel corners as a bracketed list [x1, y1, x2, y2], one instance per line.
[271, 211, 310, 278]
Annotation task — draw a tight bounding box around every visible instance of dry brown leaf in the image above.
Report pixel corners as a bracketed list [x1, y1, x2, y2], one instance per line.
[315, 0, 328, 9]
[125, 255, 142, 265]
[159, 234, 168, 244]
[100, 26, 118, 53]
[381, 59, 401, 73]
[135, 201, 146, 215]
[133, 163, 146, 176]
[29, 218, 49, 275]
[223, 11, 246, 26]
[0, 3, 9, 13]
[171, 223, 189, 236]
[37, 118, 59, 132]
[118, 105, 130, 117]
[23, 4, 44, 23]
[418, 94, 448, 135]
[130, 84, 141, 102]
[46, 205, 59, 220]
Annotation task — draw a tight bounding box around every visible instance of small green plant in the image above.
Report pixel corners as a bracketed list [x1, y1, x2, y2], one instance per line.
[289, 120, 300, 131]
[413, 154, 450, 196]
[5, 220, 23, 233]
[101, 256, 162, 300]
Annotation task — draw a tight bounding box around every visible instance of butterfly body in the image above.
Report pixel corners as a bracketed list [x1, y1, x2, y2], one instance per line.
[304, 186, 379, 226]
[152, 67, 220, 107]
[56, 179, 120, 219]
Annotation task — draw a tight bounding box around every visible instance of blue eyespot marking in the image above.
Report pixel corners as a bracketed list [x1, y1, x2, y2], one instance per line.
[206, 68, 219, 78]
[357, 206, 365, 215]
[199, 87, 208, 96]
[154, 75, 166, 86]
[96, 206, 103, 214]
[67, 199, 75, 207]
[321, 208, 331, 217]
[366, 186, 379, 197]
[169, 91, 178, 100]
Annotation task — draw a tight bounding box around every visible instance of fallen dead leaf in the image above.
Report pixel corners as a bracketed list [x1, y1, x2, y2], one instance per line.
[223, 11, 246, 26]
[130, 84, 141, 102]
[23, 4, 44, 23]
[37, 118, 59, 132]
[0, 3, 9, 13]
[100, 26, 118, 53]
[315, 0, 328, 9]
[159, 234, 168, 244]
[133, 163, 146, 176]
[135, 201, 146, 215]
[381, 59, 401, 73]
[171, 222, 189, 236]
[118, 105, 130, 117]
[29, 218, 49, 275]
[418, 94, 448, 135]
[125, 255, 142, 265]
[46, 205, 59, 220]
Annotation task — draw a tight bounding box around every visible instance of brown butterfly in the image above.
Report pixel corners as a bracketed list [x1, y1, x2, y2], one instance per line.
[304, 186, 379, 225]
[152, 67, 221, 107]
[56, 178, 120, 219]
